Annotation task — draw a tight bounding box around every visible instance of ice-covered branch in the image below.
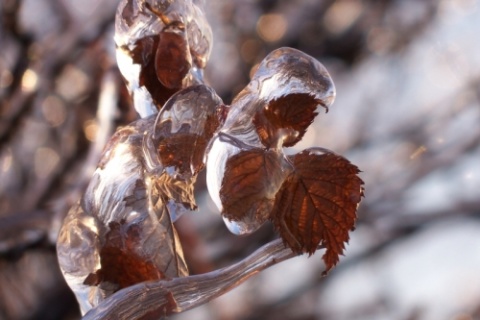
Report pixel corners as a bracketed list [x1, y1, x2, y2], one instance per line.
[83, 239, 309, 320]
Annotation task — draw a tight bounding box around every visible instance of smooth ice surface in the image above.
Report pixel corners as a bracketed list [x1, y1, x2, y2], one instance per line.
[222, 47, 336, 149]
[222, 216, 268, 236]
[153, 84, 225, 179]
[205, 136, 238, 213]
[155, 85, 223, 138]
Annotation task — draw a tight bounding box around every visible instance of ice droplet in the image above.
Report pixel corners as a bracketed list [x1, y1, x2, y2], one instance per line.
[222, 216, 264, 235]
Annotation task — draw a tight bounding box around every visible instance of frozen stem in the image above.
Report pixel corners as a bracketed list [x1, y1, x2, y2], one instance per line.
[83, 239, 322, 320]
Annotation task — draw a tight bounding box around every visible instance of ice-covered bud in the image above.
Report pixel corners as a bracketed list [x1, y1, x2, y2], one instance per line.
[115, 0, 213, 117]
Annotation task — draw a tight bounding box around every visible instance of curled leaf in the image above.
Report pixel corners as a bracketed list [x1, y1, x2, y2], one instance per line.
[155, 27, 192, 89]
[130, 35, 178, 108]
[254, 93, 322, 148]
[271, 148, 364, 273]
[218, 47, 335, 150]
[57, 116, 189, 314]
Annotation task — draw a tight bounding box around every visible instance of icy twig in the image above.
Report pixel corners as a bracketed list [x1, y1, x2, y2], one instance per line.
[83, 239, 312, 320]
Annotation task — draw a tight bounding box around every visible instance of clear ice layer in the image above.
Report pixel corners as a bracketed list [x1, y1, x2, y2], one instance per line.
[222, 47, 336, 149]
[115, 0, 213, 117]
[206, 47, 336, 235]
[153, 84, 225, 179]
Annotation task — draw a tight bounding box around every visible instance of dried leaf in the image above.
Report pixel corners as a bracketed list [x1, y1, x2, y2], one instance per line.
[71, 116, 189, 303]
[155, 29, 192, 89]
[84, 220, 165, 291]
[220, 148, 287, 224]
[130, 35, 178, 107]
[272, 148, 364, 273]
[254, 93, 320, 148]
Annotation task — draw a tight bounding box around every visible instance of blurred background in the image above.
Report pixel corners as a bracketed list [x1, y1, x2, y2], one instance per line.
[1, 0, 479, 319]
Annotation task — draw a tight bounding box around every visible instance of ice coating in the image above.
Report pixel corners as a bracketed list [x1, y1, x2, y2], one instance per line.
[254, 47, 335, 103]
[207, 138, 291, 235]
[57, 85, 226, 313]
[153, 84, 226, 179]
[206, 47, 336, 235]
[57, 117, 189, 314]
[206, 135, 244, 233]
[115, 0, 213, 117]
[223, 47, 336, 149]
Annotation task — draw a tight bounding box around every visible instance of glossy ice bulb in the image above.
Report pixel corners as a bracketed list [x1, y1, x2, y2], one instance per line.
[223, 47, 336, 149]
[207, 136, 289, 235]
[206, 47, 336, 235]
[115, 0, 213, 117]
[153, 84, 225, 180]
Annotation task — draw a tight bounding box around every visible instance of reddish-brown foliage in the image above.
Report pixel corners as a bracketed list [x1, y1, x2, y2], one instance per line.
[272, 148, 364, 273]
[220, 149, 287, 223]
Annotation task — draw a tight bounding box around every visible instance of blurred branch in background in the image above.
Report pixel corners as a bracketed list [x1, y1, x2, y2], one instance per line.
[1, 0, 479, 320]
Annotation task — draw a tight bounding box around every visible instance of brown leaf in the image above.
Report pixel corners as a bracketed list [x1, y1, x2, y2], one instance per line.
[254, 93, 321, 148]
[154, 85, 225, 176]
[84, 220, 165, 290]
[80, 116, 191, 293]
[158, 133, 208, 176]
[129, 35, 178, 107]
[220, 148, 288, 224]
[271, 148, 364, 274]
[155, 30, 191, 89]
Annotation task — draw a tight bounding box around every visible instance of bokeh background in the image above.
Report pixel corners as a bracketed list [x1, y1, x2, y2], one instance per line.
[1, 0, 480, 319]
